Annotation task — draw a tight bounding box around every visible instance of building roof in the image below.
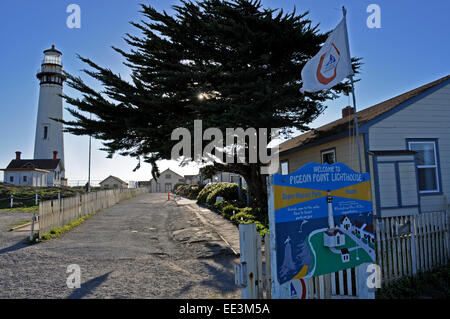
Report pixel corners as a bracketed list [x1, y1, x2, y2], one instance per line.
[99, 175, 128, 185]
[150, 168, 184, 181]
[4, 159, 61, 171]
[325, 228, 343, 236]
[279, 75, 450, 154]
[1, 168, 50, 173]
[43, 45, 62, 55]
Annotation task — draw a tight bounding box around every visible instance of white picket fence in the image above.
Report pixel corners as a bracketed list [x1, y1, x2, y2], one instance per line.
[375, 211, 450, 285]
[38, 188, 148, 237]
[236, 210, 450, 299]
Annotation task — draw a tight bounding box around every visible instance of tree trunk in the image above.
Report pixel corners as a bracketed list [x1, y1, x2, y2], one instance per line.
[242, 164, 268, 208]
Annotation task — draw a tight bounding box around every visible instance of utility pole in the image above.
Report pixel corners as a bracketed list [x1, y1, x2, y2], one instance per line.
[87, 113, 92, 192]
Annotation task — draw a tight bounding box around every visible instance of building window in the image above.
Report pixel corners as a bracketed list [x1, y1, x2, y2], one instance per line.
[281, 161, 289, 175]
[23, 176, 27, 182]
[321, 148, 336, 164]
[44, 126, 48, 139]
[9, 176, 14, 183]
[408, 140, 440, 193]
[166, 174, 171, 179]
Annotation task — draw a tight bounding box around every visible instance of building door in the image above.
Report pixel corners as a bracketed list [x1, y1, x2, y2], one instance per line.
[156, 183, 161, 192]
[165, 183, 172, 192]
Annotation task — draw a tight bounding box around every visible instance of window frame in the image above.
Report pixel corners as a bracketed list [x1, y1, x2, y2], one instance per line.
[280, 160, 289, 175]
[321, 148, 337, 165]
[407, 139, 442, 195]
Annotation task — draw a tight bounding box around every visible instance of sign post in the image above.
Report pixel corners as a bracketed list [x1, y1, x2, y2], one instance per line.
[268, 162, 375, 298]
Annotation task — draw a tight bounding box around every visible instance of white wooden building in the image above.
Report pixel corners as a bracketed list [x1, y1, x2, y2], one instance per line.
[279, 74, 450, 217]
[99, 175, 128, 188]
[2, 151, 65, 187]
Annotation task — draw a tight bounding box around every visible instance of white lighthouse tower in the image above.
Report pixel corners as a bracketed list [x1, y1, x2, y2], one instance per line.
[34, 45, 66, 164]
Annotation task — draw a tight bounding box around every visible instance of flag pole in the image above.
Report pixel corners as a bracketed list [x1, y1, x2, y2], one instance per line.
[343, 6, 363, 173]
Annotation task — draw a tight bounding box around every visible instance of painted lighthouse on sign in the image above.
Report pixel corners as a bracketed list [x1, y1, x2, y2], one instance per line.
[272, 162, 375, 284]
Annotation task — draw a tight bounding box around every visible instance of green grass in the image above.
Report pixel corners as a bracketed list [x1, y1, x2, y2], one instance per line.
[39, 211, 98, 241]
[0, 206, 38, 213]
[309, 231, 372, 276]
[8, 219, 32, 230]
[0, 183, 114, 209]
[376, 265, 450, 299]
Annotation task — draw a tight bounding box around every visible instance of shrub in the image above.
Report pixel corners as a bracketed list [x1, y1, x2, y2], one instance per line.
[173, 182, 185, 193]
[222, 204, 238, 219]
[206, 183, 242, 206]
[196, 183, 217, 204]
[230, 211, 255, 225]
[213, 200, 230, 212]
[227, 207, 269, 236]
[187, 185, 203, 199]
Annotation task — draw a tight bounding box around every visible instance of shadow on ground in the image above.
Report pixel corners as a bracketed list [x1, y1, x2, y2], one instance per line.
[173, 252, 239, 298]
[67, 271, 112, 299]
[0, 238, 29, 255]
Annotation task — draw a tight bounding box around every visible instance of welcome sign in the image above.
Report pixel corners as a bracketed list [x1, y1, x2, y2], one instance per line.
[272, 162, 375, 284]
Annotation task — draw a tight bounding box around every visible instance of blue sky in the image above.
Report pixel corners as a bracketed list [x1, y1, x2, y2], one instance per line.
[0, 0, 449, 184]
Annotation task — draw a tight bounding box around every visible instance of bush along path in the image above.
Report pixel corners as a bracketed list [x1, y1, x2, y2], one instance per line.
[174, 182, 269, 236]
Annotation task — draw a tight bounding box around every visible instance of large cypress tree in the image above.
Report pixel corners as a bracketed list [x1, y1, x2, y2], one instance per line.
[61, 0, 359, 207]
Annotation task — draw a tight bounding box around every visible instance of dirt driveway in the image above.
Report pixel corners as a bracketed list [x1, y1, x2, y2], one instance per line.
[0, 193, 240, 299]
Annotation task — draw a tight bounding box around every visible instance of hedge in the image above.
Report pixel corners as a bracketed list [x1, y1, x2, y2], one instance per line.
[196, 182, 245, 206]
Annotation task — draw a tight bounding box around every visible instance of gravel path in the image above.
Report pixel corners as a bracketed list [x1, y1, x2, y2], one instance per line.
[0, 194, 240, 299]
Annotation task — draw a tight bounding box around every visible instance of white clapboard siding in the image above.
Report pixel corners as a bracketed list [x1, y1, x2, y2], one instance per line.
[39, 188, 147, 238]
[368, 82, 450, 213]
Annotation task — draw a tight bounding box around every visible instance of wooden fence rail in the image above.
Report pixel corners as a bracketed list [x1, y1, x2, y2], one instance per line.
[39, 188, 148, 237]
[236, 210, 450, 299]
[375, 211, 450, 286]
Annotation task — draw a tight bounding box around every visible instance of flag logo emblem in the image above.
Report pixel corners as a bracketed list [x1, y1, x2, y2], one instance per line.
[316, 43, 341, 85]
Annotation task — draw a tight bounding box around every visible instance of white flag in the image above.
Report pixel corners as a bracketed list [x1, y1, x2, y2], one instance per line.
[300, 17, 354, 93]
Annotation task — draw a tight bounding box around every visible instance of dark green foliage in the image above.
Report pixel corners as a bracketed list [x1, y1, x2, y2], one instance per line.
[196, 184, 217, 204]
[222, 204, 238, 219]
[213, 200, 230, 212]
[174, 183, 203, 199]
[206, 183, 242, 205]
[187, 185, 203, 199]
[376, 265, 450, 299]
[228, 206, 269, 235]
[173, 182, 186, 193]
[196, 182, 245, 206]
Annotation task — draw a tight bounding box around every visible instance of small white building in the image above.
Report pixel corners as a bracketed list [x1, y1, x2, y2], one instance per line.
[2, 151, 65, 187]
[341, 248, 350, 263]
[149, 168, 184, 193]
[99, 175, 128, 188]
[340, 215, 352, 231]
[323, 228, 345, 248]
